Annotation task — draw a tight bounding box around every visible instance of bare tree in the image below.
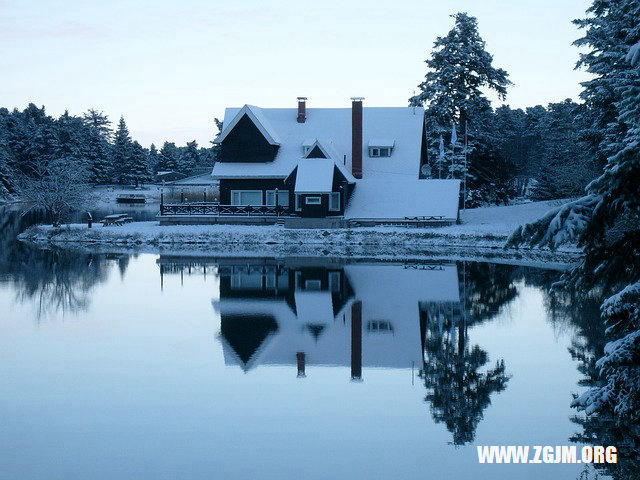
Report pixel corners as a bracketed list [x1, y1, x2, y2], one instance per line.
[16, 158, 95, 226]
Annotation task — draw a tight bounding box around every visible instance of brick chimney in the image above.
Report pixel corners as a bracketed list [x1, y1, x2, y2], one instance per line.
[351, 97, 364, 179]
[297, 97, 307, 123]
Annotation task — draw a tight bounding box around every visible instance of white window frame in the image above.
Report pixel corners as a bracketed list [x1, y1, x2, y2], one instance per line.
[369, 146, 392, 157]
[305, 196, 321, 205]
[328, 192, 340, 211]
[231, 190, 262, 206]
[266, 190, 289, 207]
[305, 279, 322, 290]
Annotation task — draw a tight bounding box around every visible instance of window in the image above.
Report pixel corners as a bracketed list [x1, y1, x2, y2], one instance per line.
[367, 320, 394, 333]
[329, 192, 340, 211]
[305, 279, 322, 290]
[369, 146, 392, 157]
[328, 271, 341, 291]
[231, 273, 263, 289]
[266, 190, 289, 207]
[231, 190, 262, 206]
[295, 194, 302, 211]
[305, 196, 321, 205]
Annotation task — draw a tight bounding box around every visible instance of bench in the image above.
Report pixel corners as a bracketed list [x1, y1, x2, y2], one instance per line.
[101, 214, 134, 226]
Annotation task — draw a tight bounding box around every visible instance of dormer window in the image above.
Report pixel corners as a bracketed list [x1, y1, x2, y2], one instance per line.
[368, 139, 395, 158]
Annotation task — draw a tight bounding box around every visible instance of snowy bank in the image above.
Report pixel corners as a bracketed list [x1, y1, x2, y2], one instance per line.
[17, 200, 581, 264]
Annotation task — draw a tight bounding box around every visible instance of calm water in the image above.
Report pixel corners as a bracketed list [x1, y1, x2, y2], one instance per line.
[0, 208, 620, 480]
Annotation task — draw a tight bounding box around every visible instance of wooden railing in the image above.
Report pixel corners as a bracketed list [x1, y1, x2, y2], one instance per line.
[159, 203, 290, 217]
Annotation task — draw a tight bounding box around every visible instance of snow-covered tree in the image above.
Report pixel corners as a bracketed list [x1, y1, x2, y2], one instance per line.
[508, 0, 640, 422]
[178, 140, 200, 174]
[82, 109, 112, 184]
[148, 143, 160, 175]
[111, 116, 133, 184]
[409, 12, 511, 187]
[14, 157, 94, 226]
[128, 141, 150, 186]
[157, 141, 179, 173]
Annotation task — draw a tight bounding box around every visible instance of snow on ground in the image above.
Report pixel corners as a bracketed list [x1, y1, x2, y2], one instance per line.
[439, 199, 573, 237]
[18, 199, 580, 264]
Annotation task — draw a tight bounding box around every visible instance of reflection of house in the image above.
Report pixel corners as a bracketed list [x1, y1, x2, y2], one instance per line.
[212, 259, 463, 380]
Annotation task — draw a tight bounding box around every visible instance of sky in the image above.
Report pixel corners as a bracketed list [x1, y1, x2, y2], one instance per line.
[0, 0, 592, 147]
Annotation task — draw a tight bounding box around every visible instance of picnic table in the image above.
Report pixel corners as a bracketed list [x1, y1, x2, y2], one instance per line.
[101, 214, 134, 226]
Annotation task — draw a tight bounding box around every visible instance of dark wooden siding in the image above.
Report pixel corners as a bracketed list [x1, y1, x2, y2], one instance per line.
[219, 178, 290, 210]
[306, 145, 326, 158]
[218, 114, 279, 163]
[287, 165, 351, 217]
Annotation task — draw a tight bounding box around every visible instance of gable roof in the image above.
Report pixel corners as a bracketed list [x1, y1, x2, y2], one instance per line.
[294, 158, 335, 193]
[214, 104, 281, 146]
[211, 105, 424, 180]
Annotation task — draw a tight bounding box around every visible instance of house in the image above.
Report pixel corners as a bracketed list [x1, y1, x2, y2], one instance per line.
[204, 97, 460, 225]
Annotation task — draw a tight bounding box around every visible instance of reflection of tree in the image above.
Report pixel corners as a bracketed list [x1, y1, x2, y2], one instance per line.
[541, 286, 640, 480]
[463, 262, 519, 325]
[1, 208, 114, 319]
[420, 288, 510, 445]
[14, 249, 112, 318]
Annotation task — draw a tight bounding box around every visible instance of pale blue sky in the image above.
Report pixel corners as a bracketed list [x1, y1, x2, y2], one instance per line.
[0, 0, 591, 147]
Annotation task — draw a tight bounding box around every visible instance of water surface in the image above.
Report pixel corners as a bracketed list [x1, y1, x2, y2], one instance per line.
[0, 223, 614, 480]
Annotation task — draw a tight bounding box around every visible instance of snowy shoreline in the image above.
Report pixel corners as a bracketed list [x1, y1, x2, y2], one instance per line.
[16, 200, 582, 264]
[18, 219, 581, 265]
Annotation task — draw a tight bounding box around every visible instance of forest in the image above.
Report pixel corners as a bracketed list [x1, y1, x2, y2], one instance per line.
[0, 12, 607, 207]
[0, 106, 219, 195]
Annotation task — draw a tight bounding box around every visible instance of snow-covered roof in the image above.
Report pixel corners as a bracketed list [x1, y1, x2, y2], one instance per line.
[346, 179, 460, 221]
[211, 105, 424, 180]
[165, 173, 217, 186]
[214, 104, 281, 146]
[293, 291, 335, 324]
[368, 138, 395, 148]
[294, 159, 335, 193]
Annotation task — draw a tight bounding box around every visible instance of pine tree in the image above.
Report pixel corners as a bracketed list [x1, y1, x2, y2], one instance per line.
[148, 143, 160, 175]
[508, 0, 640, 421]
[82, 109, 112, 142]
[409, 12, 512, 204]
[178, 140, 200, 174]
[157, 141, 179, 173]
[82, 109, 112, 184]
[128, 141, 150, 186]
[111, 116, 133, 184]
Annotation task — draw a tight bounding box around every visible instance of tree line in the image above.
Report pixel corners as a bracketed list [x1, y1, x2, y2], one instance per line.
[0, 105, 218, 195]
[410, 12, 602, 206]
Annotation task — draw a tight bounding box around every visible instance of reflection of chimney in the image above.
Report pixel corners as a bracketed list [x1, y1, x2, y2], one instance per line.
[350, 301, 362, 381]
[296, 352, 306, 378]
[351, 97, 364, 179]
[297, 97, 307, 123]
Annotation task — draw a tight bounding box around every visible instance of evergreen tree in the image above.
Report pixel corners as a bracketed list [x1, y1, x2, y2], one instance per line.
[148, 143, 160, 175]
[111, 116, 133, 184]
[178, 140, 200, 174]
[410, 13, 511, 175]
[82, 109, 112, 142]
[128, 141, 150, 186]
[82, 109, 112, 184]
[157, 141, 179, 173]
[508, 0, 640, 422]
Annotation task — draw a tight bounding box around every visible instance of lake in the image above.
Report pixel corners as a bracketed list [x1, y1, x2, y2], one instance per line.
[0, 207, 621, 479]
